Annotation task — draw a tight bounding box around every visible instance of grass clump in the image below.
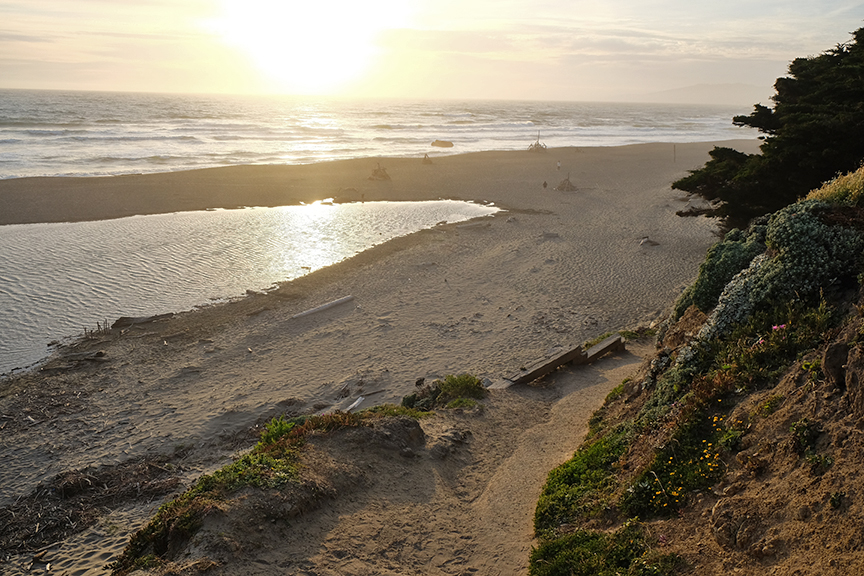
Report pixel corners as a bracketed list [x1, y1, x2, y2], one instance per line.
[756, 394, 785, 417]
[110, 411, 378, 575]
[446, 397, 480, 410]
[529, 520, 679, 576]
[535, 426, 630, 536]
[362, 403, 432, 419]
[438, 373, 486, 400]
[620, 412, 727, 518]
[583, 331, 615, 349]
[401, 373, 487, 410]
[807, 165, 864, 207]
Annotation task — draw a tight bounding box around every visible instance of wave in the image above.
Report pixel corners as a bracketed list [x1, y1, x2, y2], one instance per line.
[0, 92, 757, 178]
[59, 134, 202, 143]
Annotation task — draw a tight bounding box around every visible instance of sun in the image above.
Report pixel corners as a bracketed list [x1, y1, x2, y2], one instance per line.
[214, 0, 411, 95]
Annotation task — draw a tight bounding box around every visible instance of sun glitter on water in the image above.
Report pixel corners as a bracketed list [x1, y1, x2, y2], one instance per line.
[215, 0, 412, 95]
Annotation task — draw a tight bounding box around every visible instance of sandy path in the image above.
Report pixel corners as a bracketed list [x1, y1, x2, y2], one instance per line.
[157, 345, 651, 576]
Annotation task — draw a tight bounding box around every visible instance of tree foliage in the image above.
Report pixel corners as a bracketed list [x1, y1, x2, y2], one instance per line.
[674, 27, 864, 229]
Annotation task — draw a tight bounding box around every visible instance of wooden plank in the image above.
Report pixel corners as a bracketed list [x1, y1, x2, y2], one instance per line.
[505, 345, 587, 386]
[584, 335, 626, 363]
[489, 335, 626, 389]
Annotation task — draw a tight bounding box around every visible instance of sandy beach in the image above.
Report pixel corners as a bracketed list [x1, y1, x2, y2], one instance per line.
[0, 140, 759, 574]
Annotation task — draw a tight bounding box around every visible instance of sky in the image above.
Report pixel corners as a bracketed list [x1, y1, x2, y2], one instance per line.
[0, 0, 862, 103]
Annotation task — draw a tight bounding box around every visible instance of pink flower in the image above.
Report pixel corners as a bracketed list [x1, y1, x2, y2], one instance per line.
[772, 324, 786, 331]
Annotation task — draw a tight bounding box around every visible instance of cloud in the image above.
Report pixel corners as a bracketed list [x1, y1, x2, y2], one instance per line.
[0, 31, 50, 43]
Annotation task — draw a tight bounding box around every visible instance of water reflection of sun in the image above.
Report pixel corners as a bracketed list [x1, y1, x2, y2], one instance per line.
[215, 0, 412, 95]
[278, 200, 340, 273]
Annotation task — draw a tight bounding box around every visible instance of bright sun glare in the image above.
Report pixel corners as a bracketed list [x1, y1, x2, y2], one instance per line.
[216, 0, 411, 95]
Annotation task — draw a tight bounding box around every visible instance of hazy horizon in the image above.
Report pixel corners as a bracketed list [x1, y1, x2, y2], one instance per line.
[1, 1, 861, 105]
[0, 83, 770, 105]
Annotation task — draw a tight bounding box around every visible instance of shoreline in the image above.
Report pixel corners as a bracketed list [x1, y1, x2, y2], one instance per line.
[0, 141, 758, 226]
[1, 140, 755, 573]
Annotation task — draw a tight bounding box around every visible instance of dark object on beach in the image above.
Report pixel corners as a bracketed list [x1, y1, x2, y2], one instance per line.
[554, 173, 577, 191]
[495, 335, 625, 388]
[422, 153, 433, 164]
[415, 377, 425, 387]
[112, 313, 174, 329]
[543, 181, 547, 189]
[368, 162, 391, 180]
[528, 131, 546, 152]
[431, 140, 454, 148]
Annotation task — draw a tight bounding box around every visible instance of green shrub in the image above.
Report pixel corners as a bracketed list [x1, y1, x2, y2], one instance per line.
[790, 419, 820, 455]
[806, 453, 833, 475]
[687, 200, 861, 345]
[259, 415, 299, 446]
[529, 520, 678, 576]
[535, 426, 630, 534]
[446, 397, 479, 409]
[620, 412, 726, 518]
[402, 373, 487, 410]
[438, 373, 487, 400]
[672, 225, 766, 320]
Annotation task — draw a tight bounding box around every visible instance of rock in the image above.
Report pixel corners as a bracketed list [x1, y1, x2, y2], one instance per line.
[823, 342, 849, 390]
[661, 305, 707, 348]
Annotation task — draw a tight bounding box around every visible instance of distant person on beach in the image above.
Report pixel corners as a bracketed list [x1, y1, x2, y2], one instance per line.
[557, 161, 561, 171]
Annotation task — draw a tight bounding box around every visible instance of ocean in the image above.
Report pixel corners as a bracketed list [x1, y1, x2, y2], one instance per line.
[0, 90, 756, 374]
[0, 89, 757, 179]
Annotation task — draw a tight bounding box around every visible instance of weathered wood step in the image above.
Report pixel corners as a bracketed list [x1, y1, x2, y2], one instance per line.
[489, 334, 625, 389]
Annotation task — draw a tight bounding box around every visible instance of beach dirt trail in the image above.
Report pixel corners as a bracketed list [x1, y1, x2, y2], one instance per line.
[108, 345, 651, 576]
[0, 141, 757, 573]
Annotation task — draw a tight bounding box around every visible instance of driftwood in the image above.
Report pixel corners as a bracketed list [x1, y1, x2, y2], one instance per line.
[291, 296, 355, 319]
[554, 173, 577, 191]
[528, 131, 546, 152]
[112, 313, 174, 329]
[368, 162, 391, 180]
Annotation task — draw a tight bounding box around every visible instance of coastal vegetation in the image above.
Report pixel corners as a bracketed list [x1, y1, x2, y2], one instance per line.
[109, 377, 483, 574]
[674, 26, 864, 229]
[401, 372, 488, 411]
[529, 165, 864, 574]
